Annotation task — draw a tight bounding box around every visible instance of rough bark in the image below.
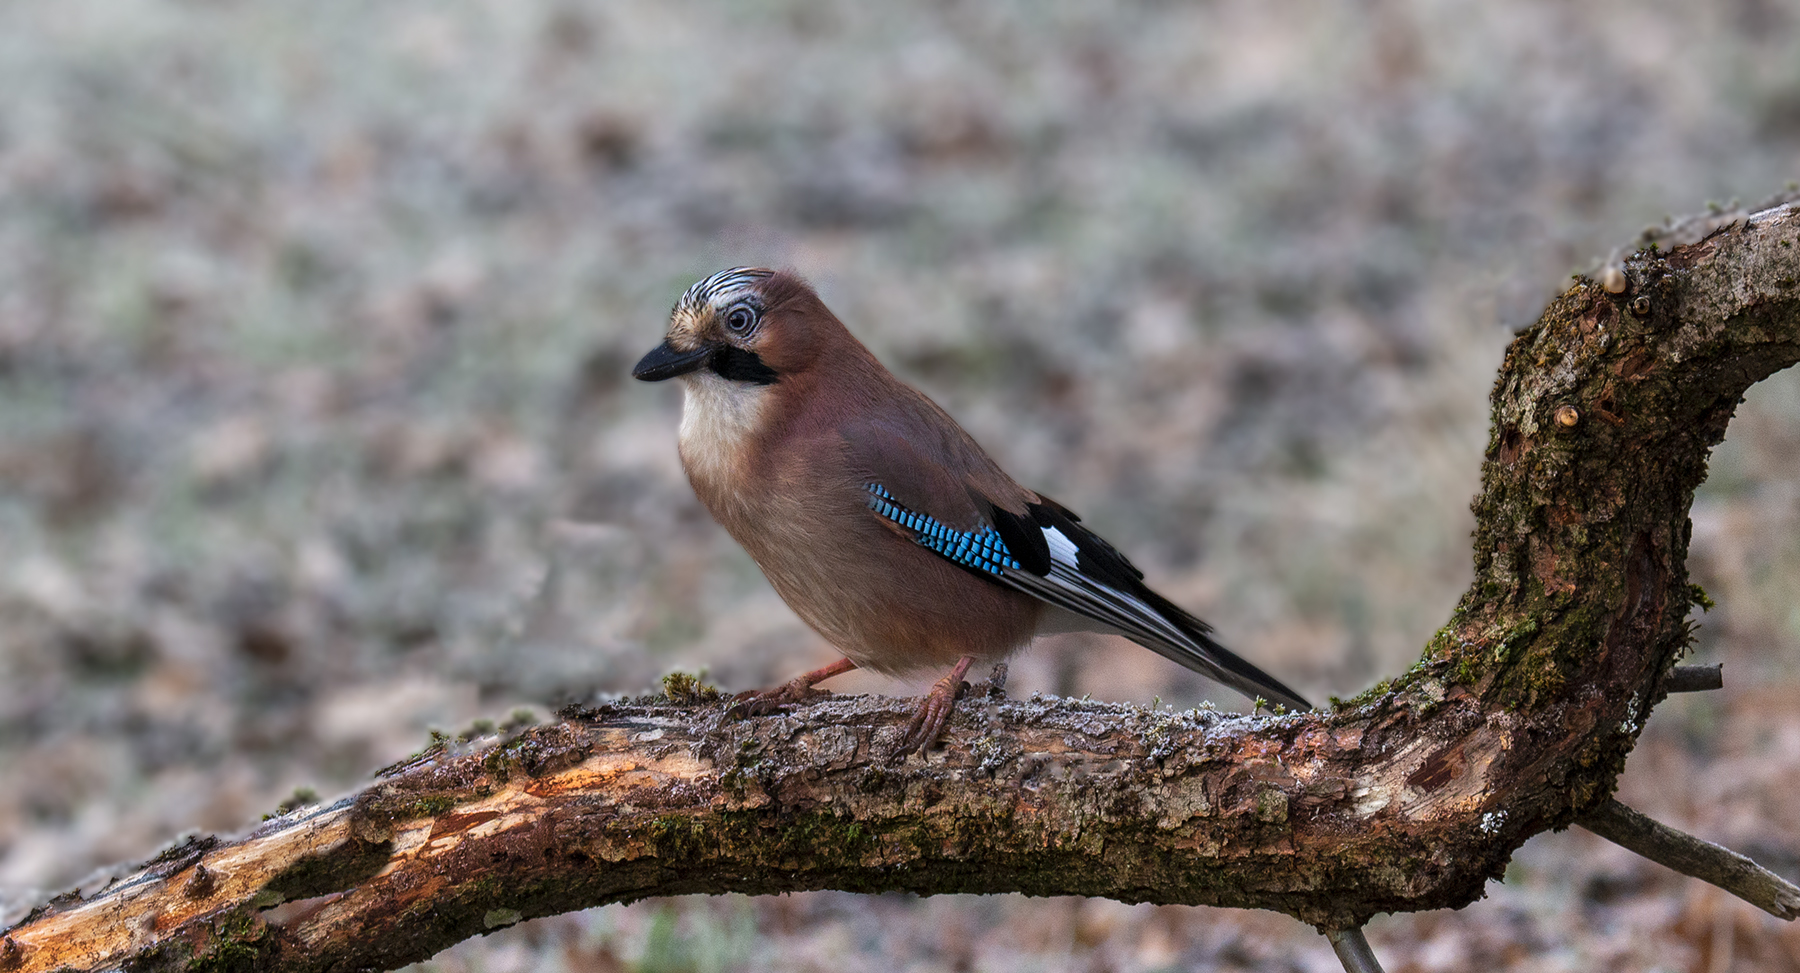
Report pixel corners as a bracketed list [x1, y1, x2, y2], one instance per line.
[7, 198, 1800, 973]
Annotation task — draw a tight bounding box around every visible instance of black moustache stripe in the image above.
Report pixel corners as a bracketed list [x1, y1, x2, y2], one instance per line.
[710, 346, 779, 385]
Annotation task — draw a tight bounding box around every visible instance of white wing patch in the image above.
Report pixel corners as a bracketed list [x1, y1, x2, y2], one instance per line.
[1041, 526, 1081, 568]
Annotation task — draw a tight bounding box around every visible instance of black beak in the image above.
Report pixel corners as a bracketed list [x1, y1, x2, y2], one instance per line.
[632, 341, 712, 382]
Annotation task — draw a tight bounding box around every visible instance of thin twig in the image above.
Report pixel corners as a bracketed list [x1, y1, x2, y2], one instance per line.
[1325, 927, 1386, 973]
[1666, 664, 1723, 693]
[1578, 798, 1800, 920]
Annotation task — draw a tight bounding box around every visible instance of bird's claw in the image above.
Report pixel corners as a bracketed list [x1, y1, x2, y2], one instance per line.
[724, 678, 831, 720]
[894, 675, 970, 759]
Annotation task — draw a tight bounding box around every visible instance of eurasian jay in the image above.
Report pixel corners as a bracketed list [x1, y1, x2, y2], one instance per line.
[633, 267, 1312, 755]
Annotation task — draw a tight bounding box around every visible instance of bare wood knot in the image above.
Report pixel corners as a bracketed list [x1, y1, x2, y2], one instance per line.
[184, 864, 216, 899]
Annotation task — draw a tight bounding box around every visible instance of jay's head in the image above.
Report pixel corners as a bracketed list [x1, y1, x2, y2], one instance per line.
[633, 267, 836, 388]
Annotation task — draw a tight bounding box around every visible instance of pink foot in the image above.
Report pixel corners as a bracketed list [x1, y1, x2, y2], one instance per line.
[724, 657, 858, 719]
[896, 656, 975, 757]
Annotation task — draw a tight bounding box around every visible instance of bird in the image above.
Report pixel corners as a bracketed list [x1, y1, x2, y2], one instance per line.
[633, 267, 1311, 755]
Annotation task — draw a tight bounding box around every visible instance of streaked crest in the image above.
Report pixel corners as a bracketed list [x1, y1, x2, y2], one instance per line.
[675, 267, 773, 318]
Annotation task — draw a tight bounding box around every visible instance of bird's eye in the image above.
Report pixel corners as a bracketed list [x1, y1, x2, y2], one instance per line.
[725, 305, 758, 333]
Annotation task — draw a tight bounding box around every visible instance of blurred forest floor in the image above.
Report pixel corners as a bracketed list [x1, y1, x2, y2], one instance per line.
[1, 1, 1799, 970]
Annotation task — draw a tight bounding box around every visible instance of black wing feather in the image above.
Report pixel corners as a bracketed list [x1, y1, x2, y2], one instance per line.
[987, 504, 1051, 576]
[864, 484, 1312, 713]
[1132, 585, 1311, 711]
[1004, 498, 1311, 712]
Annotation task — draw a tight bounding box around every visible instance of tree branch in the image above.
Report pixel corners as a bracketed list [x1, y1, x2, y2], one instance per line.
[1665, 664, 1723, 693]
[1578, 798, 1800, 920]
[8, 196, 1800, 972]
[1326, 927, 1388, 973]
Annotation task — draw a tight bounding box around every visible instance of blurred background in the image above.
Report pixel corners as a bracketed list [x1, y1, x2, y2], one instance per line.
[1, 1, 1798, 970]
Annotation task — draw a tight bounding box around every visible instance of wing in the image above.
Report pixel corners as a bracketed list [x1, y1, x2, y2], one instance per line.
[844, 421, 1311, 713]
[977, 495, 1312, 713]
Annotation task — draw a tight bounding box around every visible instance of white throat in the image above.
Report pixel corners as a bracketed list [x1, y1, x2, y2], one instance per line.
[677, 371, 772, 493]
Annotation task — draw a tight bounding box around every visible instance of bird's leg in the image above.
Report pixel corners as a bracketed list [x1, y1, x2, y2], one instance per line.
[727, 657, 858, 718]
[897, 655, 975, 757]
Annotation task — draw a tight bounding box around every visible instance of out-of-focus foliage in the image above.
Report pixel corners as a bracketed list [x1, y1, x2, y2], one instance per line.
[0, 0, 1797, 969]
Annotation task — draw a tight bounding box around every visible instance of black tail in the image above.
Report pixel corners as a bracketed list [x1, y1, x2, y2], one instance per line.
[1135, 586, 1313, 713]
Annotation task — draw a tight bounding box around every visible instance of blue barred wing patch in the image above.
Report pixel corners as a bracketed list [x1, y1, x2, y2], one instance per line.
[864, 483, 1021, 576]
